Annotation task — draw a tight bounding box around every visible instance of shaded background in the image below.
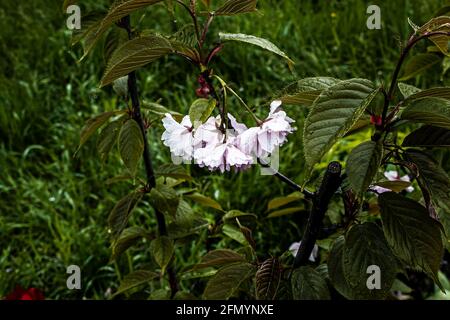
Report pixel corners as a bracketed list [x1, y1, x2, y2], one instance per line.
[0, 0, 448, 299]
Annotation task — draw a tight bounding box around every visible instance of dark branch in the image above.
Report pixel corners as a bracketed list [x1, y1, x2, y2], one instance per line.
[293, 161, 342, 269]
[120, 15, 178, 298]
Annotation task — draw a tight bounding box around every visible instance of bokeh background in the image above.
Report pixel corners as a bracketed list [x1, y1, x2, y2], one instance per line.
[1, 0, 448, 299]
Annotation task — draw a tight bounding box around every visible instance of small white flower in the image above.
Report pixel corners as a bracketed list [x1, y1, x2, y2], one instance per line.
[194, 137, 253, 172]
[289, 241, 318, 262]
[237, 101, 295, 158]
[370, 170, 414, 194]
[161, 113, 194, 161]
[193, 114, 253, 172]
[193, 116, 223, 149]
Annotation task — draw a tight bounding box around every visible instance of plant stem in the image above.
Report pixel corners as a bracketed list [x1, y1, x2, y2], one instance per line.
[258, 159, 314, 199]
[199, 13, 214, 49]
[120, 15, 179, 298]
[292, 161, 342, 269]
[176, 0, 201, 44]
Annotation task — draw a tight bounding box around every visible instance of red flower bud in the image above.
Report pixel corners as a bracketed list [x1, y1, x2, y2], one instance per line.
[370, 115, 383, 126]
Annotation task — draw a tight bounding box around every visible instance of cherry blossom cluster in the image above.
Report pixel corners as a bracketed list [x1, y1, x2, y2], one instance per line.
[161, 100, 295, 172]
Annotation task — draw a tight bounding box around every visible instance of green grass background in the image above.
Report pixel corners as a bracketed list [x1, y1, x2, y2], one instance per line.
[0, 0, 448, 299]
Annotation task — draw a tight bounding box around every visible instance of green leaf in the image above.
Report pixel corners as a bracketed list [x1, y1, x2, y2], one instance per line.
[343, 223, 398, 299]
[373, 181, 412, 193]
[97, 118, 123, 162]
[267, 191, 303, 211]
[401, 97, 450, 129]
[255, 258, 281, 300]
[403, 125, 450, 147]
[101, 35, 173, 87]
[418, 16, 450, 56]
[195, 249, 245, 269]
[81, 0, 165, 59]
[71, 11, 106, 45]
[118, 119, 144, 176]
[399, 53, 441, 81]
[149, 184, 179, 219]
[111, 226, 149, 260]
[222, 224, 247, 245]
[215, 0, 257, 16]
[275, 77, 341, 106]
[114, 270, 159, 296]
[291, 266, 330, 300]
[406, 151, 450, 208]
[328, 236, 355, 299]
[346, 141, 382, 195]
[189, 98, 217, 127]
[406, 87, 450, 102]
[203, 262, 255, 299]
[398, 83, 421, 99]
[222, 210, 257, 222]
[378, 192, 444, 283]
[184, 192, 223, 211]
[150, 235, 174, 270]
[108, 191, 143, 238]
[219, 33, 294, 68]
[266, 206, 304, 218]
[155, 164, 192, 180]
[303, 78, 376, 172]
[78, 111, 122, 151]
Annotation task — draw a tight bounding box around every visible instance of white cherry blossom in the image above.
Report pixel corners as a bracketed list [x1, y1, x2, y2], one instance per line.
[161, 114, 194, 161]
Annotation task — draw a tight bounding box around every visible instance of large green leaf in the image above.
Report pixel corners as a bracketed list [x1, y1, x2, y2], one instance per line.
[71, 11, 106, 45]
[80, 0, 165, 59]
[402, 125, 450, 147]
[291, 266, 330, 300]
[267, 191, 303, 211]
[150, 236, 174, 271]
[108, 191, 143, 238]
[406, 87, 450, 102]
[417, 16, 450, 56]
[155, 164, 192, 180]
[405, 150, 450, 247]
[399, 53, 441, 81]
[303, 78, 376, 172]
[203, 262, 255, 299]
[215, 0, 258, 16]
[343, 223, 398, 299]
[111, 226, 149, 260]
[189, 98, 217, 127]
[346, 140, 382, 195]
[398, 83, 421, 99]
[101, 35, 173, 87]
[118, 119, 144, 176]
[378, 192, 444, 283]
[195, 249, 245, 270]
[401, 97, 450, 129]
[328, 236, 355, 299]
[219, 33, 294, 68]
[184, 192, 223, 211]
[97, 118, 123, 162]
[255, 258, 282, 300]
[275, 77, 341, 106]
[78, 110, 123, 151]
[149, 184, 179, 219]
[114, 270, 159, 296]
